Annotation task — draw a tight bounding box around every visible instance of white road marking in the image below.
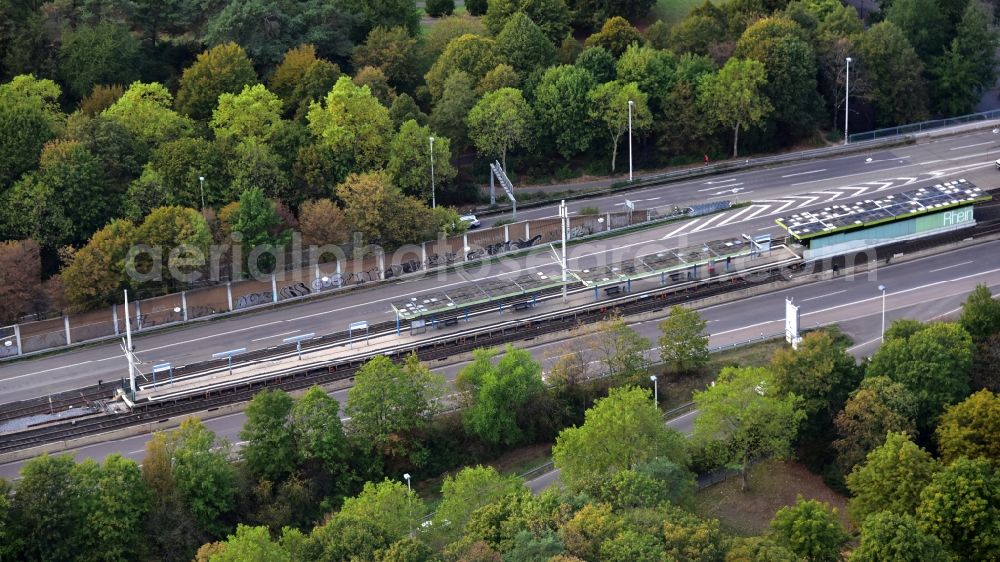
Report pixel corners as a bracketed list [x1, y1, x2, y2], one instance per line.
[660, 219, 701, 239]
[716, 205, 760, 226]
[690, 214, 727, 233]
[707, 190, 752, 200]
[800, 290, 847, 302]
[250, 329, 301, 342]
[949, 141, 992, 150]
[704, 178, 738, 185]
[929, 260, 973, 273]
[781, 168, 826, 178]
[698, 182, 742, 192]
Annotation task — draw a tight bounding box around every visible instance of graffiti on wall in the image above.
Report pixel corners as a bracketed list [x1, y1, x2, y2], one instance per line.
[465, 235, 543, 261]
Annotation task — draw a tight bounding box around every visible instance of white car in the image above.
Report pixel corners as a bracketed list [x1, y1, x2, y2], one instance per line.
[995, 158, 1000, 170]
[460, 214, 481, 228]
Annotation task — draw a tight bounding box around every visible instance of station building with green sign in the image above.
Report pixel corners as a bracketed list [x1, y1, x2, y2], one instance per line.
[775, 179, 990, 260]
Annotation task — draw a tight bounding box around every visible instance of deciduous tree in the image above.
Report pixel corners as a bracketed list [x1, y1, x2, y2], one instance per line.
[959, 284, 1000, 343]
[241, 389, 299, 482]
[846, 432, 937, 524]
[692, 366, 804, 491]
[484, 0, 572, 43]
[583, 16, 642, 57]
[175, 42, 258, 121]
[534, 65, 596, 159]
[387, 120, 456, 201]
[575, 46, 616, 83]
[352, 26, 422, 92]
[338, 479, 421, 541]
[916, 456, 1000, 561]
[658, 305, 709, 374]
[0, 239, 43, 322]
[456, 345, 547, 446]
[833, 376, 918, 473]
[497, 12, 556, 76]
[297, 198, 348, 246]
[553, 386, 688, 493]
[103, 81, 194, 148]
[71, 455, 151, 562]
[430, 71, 477, 150]
[334, 170, 436, 249]
[168, 419, 238, 536]
[61, 219, 136, 311]
[850, 510, 949, 562]
[697, 57, 772, 158]
[935, 389, 1000, 464]
[770, 496, 849, 562]
[307, 76, 393, 171]
[268, 44, 342, 119]
[0, 75, 63, 188]
[855, 21, 928, 127]
[929, 1, 1000, 116]
[211, 84, 284, 144]
[588, 81, 651, 172]
[467, 87, 533, 173]
[58, 21, 140, 100]
[9, 454, 79, 561]
[346, 354, 444, 464]
[424, 34, 504, 100]
[435, 465, 526, 539]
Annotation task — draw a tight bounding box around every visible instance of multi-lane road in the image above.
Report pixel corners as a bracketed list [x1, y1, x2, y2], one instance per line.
[2, 239, 997, 479]
[2, 129, 999, 403]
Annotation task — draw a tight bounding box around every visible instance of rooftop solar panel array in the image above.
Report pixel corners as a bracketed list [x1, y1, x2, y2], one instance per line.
[775, 179, 987, 240]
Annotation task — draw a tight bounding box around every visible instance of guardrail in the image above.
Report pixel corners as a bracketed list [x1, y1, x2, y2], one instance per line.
[849, 109, 1000, 142]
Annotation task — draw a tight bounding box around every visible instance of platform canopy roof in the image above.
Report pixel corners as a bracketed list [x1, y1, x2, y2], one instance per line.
[570, 237, 752, 288]
[390, 266, 565, 320]
[775, 179, 989, 241]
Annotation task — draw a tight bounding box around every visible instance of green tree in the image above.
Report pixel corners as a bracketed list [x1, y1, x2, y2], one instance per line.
[421, 15, 489, 65]
[583, 16, 642, 57]
[71, 454, 151, 562]
[846, 432, 937, 524]
[0, 75, 63, 188]
[132, 205, 212, 286]
[615, 43, 677, 110]
[855, 21, 928, 126]
[483, 0, 572, 43]
[885, 0, 951, 60]
[575, 46, 616, 83]
[456, 345, 547, 446]
[930, 1, 1000, 116]
[576, 314, 652, 382]
[338, 479, 422, 541]
[334, 170, 437, 248]
[297, 198, 348, 246]
[353, 65, 396, 107]
[387, 120, 456, 201]
[168, 419, 238, 536]
[307, 76, 393, 171]
[916, 456, 1000, 561]
[211, 84, 284, 144]
[726, 536, 800, 562]
[735, 16, 821, 133]
[588, 81, 651, 173]
[68, 113, 146, 186]
[558, 32, 584, 63]
[141, 432, 203, 562]
[850, 511, 950, 562]
[644, 19, 671, 49]
[466, 87, 533, 172]
[307, 513, 394, 561]
[477, 63, 521, 95]
[427, 0, 456, 17]
[599, 529, 667, 562]
[697, 57, 772, 158]
[497, 12, 556, 76]
[935, 389, 1000, 464]
[389, 94, 428, 129]
[553, 386, 688, 494]
[103, 81, 194, 148]
[692, 366, 805, 491]
[130, 137, 227, 214]
[209, 524, 292, 562]
[10, 454, 79, 561]
[669, 14, 726, 56]
[659, 503, 727, 562]
[290, 385, 350, 476]
[429, 71, 477, 150]
[60, 219, 135, 311]
[959, 284, 1000, 343]
[58, 21, 140, 100]
[424, 34, 504, 100]
[175, 42, 258, 121]
[240, 389, 299, 482]
[353, 26, 422, 92]
[655, 54, 718, 158]
[658, 305, 709, 374]
[268, 44, 342, 119]
[770, 496, 849, 562]
[833, 376, 918, 473]
[377, 537, 437, 562]
[867, 321, 974, 429]
[346, 354, 445, 463]
[435, 465, 526, 538]
[534, 65, 596, 159]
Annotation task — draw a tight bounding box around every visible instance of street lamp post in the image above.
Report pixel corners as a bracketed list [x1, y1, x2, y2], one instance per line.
[198, 175, 206, 210]
[559, 200, 568, 302]
[844, 57, 852, 145]
[403, 473, 413, 536]
[627, 100, 634, 181]
[429, 136, 436, 209]
[992, 128, 999, 162]
[878, 284, 887, 341]
[650, 375, 658, 405]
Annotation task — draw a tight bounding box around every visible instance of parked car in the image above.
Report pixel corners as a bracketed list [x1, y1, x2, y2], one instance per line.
[460, 214, 481, 228]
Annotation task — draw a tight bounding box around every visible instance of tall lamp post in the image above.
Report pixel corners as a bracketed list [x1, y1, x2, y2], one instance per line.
[878, 284, 887, 341]
[650, 375, 658, 406]
[627, 100, 634, 181]
[403, 473, 413, 536]
[429, 136, 436, 209]
[844, 57, 852, 145]
[198, 175, 206, 210]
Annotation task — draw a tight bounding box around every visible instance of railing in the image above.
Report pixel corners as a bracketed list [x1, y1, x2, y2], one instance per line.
[849, 109, 1000, 142]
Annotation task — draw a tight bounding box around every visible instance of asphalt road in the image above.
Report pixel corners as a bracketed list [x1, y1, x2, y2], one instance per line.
[1, 129, 999, 403]
[2, 240, 996, 479]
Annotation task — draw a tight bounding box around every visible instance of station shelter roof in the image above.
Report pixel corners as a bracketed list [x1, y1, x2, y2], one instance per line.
[775, 179, 989, 241]
[390, 266, 565, 320]
[569, 238, 751, 288]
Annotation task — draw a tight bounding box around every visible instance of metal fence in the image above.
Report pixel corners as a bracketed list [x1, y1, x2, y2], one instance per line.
[849, 109, 1000, 142]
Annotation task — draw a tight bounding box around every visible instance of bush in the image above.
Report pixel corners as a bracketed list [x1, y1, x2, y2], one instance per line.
[426, 0, 455, 17]
[465, 0, 488, 16]
[578, 206, 599, 215]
